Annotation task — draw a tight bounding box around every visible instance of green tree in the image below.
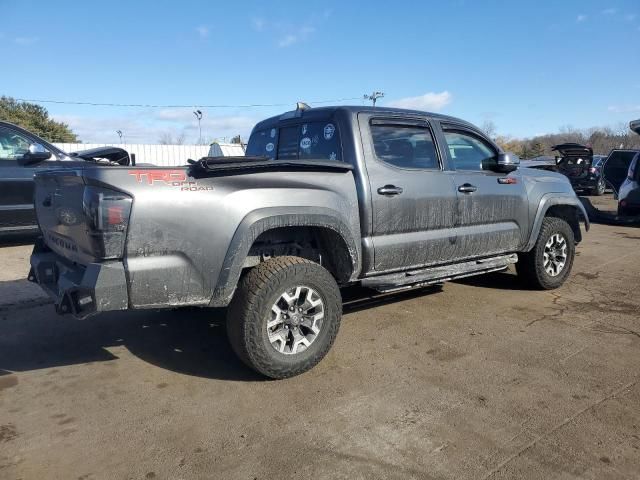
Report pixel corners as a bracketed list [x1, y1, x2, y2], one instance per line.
[0, 96, 79, 142]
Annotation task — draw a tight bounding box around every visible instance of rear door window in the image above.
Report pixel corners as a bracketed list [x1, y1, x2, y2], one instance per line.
[370, 123, 439, 169]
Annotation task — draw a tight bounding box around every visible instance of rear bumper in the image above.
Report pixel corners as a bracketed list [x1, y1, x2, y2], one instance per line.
[28, 240, 128, 318]
[569, 177, 599, 190]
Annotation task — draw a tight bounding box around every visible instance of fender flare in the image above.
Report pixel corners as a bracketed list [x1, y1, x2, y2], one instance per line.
[524, 193, 590, 251]
[209, 206, 360, 306]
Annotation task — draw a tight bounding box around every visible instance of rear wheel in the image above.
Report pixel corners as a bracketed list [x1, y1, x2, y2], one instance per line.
[517, 217, 575, 289]
[591, 178, 605, 196]
[227, 256, 342, 379]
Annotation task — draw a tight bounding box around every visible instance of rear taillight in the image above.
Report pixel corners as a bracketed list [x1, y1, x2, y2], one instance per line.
[83, 186, 132, 260]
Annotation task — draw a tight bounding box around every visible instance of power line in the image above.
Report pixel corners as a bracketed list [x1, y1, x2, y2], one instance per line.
[14, 96, 363, 109]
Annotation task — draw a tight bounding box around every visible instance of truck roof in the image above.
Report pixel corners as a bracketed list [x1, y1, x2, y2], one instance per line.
[252, 105, 479, 132]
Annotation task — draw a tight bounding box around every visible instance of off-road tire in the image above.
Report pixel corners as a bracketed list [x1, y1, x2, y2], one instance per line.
[227, 256, 342, 379]
[517, 217, 575, 290]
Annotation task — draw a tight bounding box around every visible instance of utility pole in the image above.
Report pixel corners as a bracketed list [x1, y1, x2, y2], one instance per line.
[364, 91, 384, 107]
[116, 130, 124, 143]
[193, 110, 203, 144]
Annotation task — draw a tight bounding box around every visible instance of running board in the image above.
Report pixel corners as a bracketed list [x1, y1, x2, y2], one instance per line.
[361, 254, 518, 293]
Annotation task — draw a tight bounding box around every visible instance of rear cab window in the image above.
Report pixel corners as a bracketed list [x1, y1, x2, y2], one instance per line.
[246, 120, 342, 161]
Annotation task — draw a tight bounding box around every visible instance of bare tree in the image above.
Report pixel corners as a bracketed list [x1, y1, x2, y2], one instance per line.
[480, 120, 497, 139]
[158, 132, 186, 145]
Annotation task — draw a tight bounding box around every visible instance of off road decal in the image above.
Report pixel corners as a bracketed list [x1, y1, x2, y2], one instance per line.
[128, 170, 213, 191]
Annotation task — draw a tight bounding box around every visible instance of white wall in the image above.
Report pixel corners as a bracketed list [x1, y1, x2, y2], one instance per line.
[54, 143, 211, 166]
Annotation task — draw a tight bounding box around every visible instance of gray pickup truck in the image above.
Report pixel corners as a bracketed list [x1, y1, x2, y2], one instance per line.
[29, 105, 589, 378]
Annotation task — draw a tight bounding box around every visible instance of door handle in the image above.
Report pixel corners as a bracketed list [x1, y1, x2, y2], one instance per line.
[457, 183, 477, 193]
[377, 185, 404, 196]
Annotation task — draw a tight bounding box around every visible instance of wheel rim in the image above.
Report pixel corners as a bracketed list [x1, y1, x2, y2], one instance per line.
[543, 233, 568, 277]
[267, 285, 325, 355]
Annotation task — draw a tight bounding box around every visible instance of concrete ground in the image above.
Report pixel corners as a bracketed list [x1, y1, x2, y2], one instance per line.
[1, 201, 639, 480]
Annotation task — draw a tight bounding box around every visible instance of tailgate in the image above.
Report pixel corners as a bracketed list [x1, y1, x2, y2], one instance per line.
[34, 169, 132, 265]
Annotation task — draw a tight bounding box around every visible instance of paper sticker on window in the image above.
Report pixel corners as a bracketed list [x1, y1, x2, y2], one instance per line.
[266, 142, 274, 152]
[270, 128, 276, 138]
[300, 137, 312, 149]
[324, 123, 335, 140]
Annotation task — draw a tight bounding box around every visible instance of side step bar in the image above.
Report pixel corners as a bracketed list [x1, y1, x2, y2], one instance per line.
[361, 254, 518, 293]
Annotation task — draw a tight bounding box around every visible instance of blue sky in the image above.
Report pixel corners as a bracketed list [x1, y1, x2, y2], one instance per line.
[1, 0, 639, 143]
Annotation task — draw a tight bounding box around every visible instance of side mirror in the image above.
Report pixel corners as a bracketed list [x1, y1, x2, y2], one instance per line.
[19, 143, 52, 165]
[492, 152, 519, 173]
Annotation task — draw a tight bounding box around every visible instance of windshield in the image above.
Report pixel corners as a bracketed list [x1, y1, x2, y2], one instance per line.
[246, 121, 342, 161]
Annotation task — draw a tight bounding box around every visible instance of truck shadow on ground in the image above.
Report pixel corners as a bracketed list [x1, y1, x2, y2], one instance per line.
[0, 285, 442, 382]
[453, 270, 530, 291]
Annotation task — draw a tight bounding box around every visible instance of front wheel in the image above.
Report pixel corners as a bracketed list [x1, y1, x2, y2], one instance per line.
[517, 217, 575, 289]
[227, 256, 342, 379]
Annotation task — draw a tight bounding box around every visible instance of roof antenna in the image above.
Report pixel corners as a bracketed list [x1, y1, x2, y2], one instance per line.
[296, 102, 311, 111]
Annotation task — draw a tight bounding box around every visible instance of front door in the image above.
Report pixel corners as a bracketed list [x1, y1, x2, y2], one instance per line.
[0, 126, 63, 233]
[439, 125, 528, 260]
[359, 114, 458, 272]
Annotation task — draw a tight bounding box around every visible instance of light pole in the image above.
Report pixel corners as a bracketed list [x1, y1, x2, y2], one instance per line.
[116, 130, 124, 143]
[193, 110, 203, 144]
[364, 91, 384, 107]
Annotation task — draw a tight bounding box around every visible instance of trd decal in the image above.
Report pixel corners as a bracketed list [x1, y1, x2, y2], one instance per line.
[128, 170, 214, 191]
[128, 170, 187, 184]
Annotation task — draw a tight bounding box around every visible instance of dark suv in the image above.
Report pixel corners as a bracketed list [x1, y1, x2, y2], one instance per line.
[553, 143, 606, 196]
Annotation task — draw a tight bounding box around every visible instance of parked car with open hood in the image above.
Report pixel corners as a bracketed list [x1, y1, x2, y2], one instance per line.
[0, 121, 132, 236]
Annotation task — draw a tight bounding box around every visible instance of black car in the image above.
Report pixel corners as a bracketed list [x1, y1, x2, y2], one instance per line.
[552, 143, 606, 196]
[0, 121, 131, 236]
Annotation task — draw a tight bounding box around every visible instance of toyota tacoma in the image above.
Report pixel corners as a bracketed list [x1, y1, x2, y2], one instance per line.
[29, 105, 589, 378]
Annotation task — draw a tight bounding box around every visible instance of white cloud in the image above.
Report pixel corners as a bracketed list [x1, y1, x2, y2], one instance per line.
[253, 12, 324, 47]
[387, 91, 453, 111]
[602, 8, 617, 15]
[251, 17, 266, 31]
[576, 14, 587, 22]
[195, 26, 209, 39]
[278, 34, 297, 47]
[607, 104, 640, 114]
[277, 26, 316, 47]
[625, 13, 637, 21]
[14, 36, 38, 45]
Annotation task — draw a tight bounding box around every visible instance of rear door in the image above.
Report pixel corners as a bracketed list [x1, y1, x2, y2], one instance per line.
[358, 113, 458, 272]
[439, 123, 529, 259]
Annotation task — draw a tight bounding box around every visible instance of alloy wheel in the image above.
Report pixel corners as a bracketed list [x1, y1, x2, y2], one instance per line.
[543, 233, 568, 277]
[267, 286, 325, 355]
